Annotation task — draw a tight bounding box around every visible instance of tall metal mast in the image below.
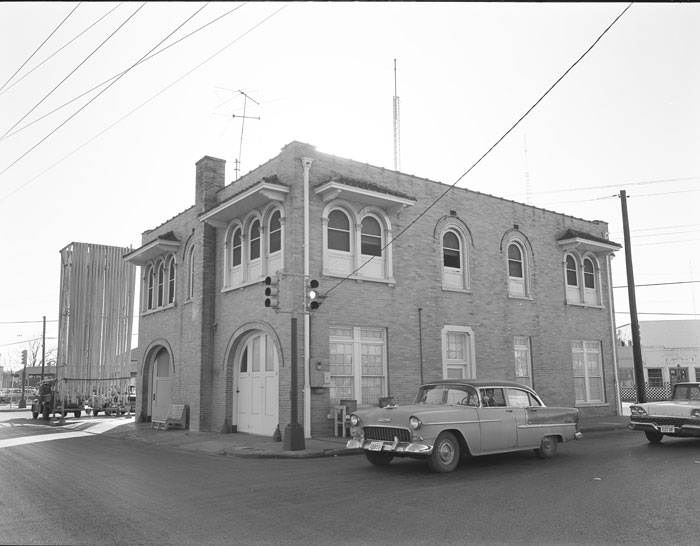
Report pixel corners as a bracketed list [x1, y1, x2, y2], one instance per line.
[393, 59, 401, 171]
[233, 90, 260, 180]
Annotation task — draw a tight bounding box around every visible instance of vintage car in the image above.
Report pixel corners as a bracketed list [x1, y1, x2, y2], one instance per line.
[346, 380, 582, 473]
[628, 382, 700, 443]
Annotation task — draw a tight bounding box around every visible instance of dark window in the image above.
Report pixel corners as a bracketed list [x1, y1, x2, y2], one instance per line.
[647, 368, 663, 387]
[269, 211, 282, 254]
[328, 210, 350, 252]
[147, 267, 154, 309]
[157, 263, 165, 307]
[250, 220, 260, 260]
[443, 231, 461, 268]
[167, 258, 175, 304]
[361, 216, 382, 256]
[240, 348, 248, 373]
[566, 255, 578, 286]
[232, 228, 242, 267]
[508, 243, 523, 278]
[583, 258, 595, 289]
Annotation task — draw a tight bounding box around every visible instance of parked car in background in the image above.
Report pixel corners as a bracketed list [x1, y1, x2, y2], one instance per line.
[629, 382, 700, 443]
[347, 380, 582, 473]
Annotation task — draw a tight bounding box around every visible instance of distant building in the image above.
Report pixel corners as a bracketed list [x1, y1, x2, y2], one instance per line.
[25, 366, 57, 386]
[126, 141, 622, 435]
[617, 320, 700, 399]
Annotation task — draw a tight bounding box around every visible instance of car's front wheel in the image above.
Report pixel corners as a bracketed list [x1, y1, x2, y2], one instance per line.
[535, 435, 558, 459]
[365, 451, 394, 466]
[427, 432, 460, 473]
[645, 430, 663, 444]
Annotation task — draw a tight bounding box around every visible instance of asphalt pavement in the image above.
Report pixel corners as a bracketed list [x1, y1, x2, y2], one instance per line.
[0, 405, 631, 459]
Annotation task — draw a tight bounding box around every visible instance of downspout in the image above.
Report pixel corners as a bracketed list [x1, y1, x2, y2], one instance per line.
[302, 157, 314, 438]
[607, 253, 622, 415]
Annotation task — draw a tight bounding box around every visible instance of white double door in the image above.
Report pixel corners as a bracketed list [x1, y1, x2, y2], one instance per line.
[237, 332, 279, 436]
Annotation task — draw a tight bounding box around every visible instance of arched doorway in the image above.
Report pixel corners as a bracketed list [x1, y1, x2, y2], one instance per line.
[150, 348, 172, 421]
[234, 331, 279, 435]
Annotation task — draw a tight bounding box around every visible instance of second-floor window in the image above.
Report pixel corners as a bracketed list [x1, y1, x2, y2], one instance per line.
[508, 242, 526, 297]
[328, 210, 351, 252]
[565, 253, 601, 306]
[144, 253, 177, 312]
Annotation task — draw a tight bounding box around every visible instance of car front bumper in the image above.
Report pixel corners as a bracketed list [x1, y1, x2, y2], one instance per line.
[346, 438, 433, 455]
[629, 419, 700, 437]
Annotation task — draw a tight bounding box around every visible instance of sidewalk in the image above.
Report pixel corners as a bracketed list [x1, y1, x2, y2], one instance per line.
[1, 406, 631, 459]
[101, 413, 631, 459]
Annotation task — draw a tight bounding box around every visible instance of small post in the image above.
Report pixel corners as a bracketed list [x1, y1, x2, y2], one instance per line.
[283, 316, 305, 450]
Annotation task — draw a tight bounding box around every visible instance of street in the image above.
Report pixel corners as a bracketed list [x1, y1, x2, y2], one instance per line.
[1, 412, 698, 545]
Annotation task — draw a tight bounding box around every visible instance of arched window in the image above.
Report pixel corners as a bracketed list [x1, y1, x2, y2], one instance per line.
[157, 262, 165, 307]
[442, 229, 466, 290]
[146, 266, 154, 310]
[361, 216, 382, 257]
[443, 231, 461, 269]
[187, 246, 195, 300]
[565, 254, 580, 304]
[328, 210, 350, 252]
[249, 220, 261, 260]
[582, 256, 600, 305]
[566, 255, 578, 287]
[583, 258, 595, 289]
[232, 228, 242, 267]
[167, 257, 176, 305]
[269, 211, 281, 254]
[508, 242, 526, 297]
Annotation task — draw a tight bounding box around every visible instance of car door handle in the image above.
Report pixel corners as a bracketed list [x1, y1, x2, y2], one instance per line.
[505, 409, 513, 413]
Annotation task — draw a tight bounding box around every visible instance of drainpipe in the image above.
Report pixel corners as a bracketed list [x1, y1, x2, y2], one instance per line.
[302, 157, 314, 438]
[607, 253, 622, 416]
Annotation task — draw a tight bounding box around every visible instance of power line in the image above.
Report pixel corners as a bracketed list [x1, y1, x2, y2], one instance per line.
[0, 3, 287, 204]
[528, 175, 700, 196]
[613, 280, 700, 289]
[0, 3, 124, 97]
[0, 3, 81, 92]
[325, 2, 633, 297]
[615, 312, 699, 317]
[1, 2, 147, 140]
[0, 320, 58, 325]
[2, 2, 247, 142]
[0, 2, 209, 179]
[0, 337, 57, 348]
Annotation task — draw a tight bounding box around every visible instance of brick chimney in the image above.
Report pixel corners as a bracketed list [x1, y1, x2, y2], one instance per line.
[195, 156, 226, 212]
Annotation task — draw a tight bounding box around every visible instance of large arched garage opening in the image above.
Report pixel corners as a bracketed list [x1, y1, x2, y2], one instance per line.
[141, 341, 174, 422]
[226, 325, 281, 436]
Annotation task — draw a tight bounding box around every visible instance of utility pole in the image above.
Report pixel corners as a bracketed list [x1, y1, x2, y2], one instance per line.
[283, 316, 305, 451]
[392, 58, 401, 171]
[620, 190, 645, 403]
[41, 315, 46, 381]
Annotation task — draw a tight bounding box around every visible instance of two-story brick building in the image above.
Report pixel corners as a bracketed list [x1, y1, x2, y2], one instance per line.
[125, 141, 622, 436]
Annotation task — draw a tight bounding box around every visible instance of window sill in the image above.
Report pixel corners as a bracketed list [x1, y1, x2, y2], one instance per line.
[442, 287, 472, 294]
[323, 271, 396, 286]
[507, 294, 533, 302]
[575, 402, 608, 408]
[221, 278, 264, 293]
[566, 301, 604, 310]
[142, 303, 176, 317]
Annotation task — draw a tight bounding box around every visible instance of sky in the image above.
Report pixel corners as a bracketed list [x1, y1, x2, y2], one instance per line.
[1, 2, 699, 371]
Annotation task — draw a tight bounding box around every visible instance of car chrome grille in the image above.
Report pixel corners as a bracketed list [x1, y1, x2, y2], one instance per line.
[363, 426, 411, 443]
[634, 416, 688, 425]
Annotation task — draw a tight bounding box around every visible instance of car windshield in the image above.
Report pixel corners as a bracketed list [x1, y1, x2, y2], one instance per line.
[414, 385, 478, 406]
[672, 384, 700, 401]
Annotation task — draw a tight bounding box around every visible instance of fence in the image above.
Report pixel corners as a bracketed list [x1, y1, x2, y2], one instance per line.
[619, 383, 672, 402]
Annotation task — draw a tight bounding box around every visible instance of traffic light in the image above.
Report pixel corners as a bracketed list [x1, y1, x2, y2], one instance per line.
[306, 279, 320, 311]
[263, 275, 279, 309]
[21, 350, 27, 367]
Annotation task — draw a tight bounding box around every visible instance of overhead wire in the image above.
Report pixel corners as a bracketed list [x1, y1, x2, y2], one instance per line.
[325, 2, 634, 297]
[0, 3, 288, 204]
[0, 2, 124, 97]
[1, 2, 247, 142]
[1, 2, 147, 140]
[0, 2, 210, 179]
[0, 2, 81, 92]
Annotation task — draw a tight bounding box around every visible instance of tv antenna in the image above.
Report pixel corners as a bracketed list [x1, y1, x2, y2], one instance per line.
[392, 58, 401, 171]
[232, 90, 260, 180]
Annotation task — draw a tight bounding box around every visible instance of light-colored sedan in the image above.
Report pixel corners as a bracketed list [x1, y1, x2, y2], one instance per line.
[629, 382, 700, 443]
[346, 380, 581, 472]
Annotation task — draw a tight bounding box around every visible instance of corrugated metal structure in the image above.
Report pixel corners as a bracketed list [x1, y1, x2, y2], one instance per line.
[55, 242, 136, 410]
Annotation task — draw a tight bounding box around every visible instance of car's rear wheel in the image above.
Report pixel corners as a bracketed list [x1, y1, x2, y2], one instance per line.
[365, 451, 394, 466]
[535, 435, 558, 459]
[645, 430, 663, 444]
[427, 432, 460, 473]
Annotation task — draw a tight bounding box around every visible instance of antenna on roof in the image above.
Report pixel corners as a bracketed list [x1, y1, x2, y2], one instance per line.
[233, 90, 260, 180]
[393, 59, 401, 171]
[523, 132, 531, 204]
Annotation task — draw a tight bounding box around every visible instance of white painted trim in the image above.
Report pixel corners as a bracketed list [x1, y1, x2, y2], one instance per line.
[440, 325, 476, 379]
